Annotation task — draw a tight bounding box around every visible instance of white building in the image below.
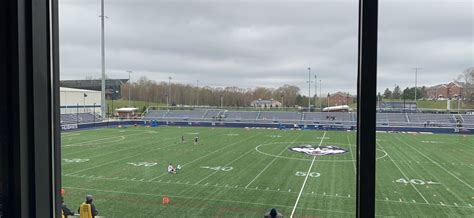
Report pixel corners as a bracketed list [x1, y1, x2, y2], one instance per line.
[250, 99, 282, 108]
[60, 87, 101, 114]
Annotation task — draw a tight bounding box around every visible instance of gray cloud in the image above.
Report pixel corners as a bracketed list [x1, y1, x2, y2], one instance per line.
[59, 0, 473, 95]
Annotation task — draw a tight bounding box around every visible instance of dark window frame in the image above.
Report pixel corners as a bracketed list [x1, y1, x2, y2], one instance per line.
[0, 0, 377, 217]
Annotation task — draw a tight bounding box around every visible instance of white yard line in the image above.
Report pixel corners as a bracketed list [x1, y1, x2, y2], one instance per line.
[63, 131, 160, 157]
[395, 137, 473, 190]
[64, 186, 354, 215]
[65, 138, 179, 175]
[290, 131, 326, 218]
[244, 134, 303, 188]
[194, 148, 255, 185]
[63, 174, 474, 209]
[377, 142, 429, 204]
[62, 131, 146, 147]
[346, 135, 357, 176]
[148, 133, 262, 182]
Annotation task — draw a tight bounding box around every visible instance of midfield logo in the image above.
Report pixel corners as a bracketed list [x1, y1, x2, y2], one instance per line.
[289, 145, 348, 156]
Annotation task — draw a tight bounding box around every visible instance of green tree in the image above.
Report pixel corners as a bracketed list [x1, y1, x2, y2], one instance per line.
[392, 85, 401, 99]
[383, 88, 392, 99]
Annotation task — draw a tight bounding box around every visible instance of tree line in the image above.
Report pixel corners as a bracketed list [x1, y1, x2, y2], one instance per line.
[381, 85, 427, 100]
[121, 76, 321, 107]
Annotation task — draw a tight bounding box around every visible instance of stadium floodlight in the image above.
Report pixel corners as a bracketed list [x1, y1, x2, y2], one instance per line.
[412, 67, 422, 105]
[307, 67, 312, 111]
[319, 80, 322, 111]
[100, 0, 107, 118]
[196, 80, 199, 107]
[314, 74, 317, 110]
[168, 76, 172, 108]
[126, 70, 133, 107]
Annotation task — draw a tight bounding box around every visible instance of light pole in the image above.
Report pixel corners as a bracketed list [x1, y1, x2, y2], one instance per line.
[413, 67, 422, 103]
[83, 93, 87, 113]
[220, 95, 224, 108]
[319, 80, 322, 111]
[327, 93, 330, 114]
[126, 70, 133, 107]
[307, 67, 312, 111]
[280, 93, 284, 110]
[196, 80, 199, 107]
[100, 0, 107, 118]
[314, 74, 317, 110]
[168, 76, 172, 108]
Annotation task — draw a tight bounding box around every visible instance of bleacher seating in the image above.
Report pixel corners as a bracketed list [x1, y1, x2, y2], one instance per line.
[407, 113, 455, 125]
[377, 113, 408, 124]
[258, 112, 302, 122]
[141, 110, 470, 127]
[222, 111, 259, 121]
[461, 115, 474, 126]
[165, 110, 206, 119]
[204, 109, 224, 119]
[60, 113, 101, 124]
[303, 112, 354, 123]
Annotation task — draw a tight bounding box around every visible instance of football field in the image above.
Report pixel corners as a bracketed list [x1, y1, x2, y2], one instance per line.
[61, 126, 474, 217]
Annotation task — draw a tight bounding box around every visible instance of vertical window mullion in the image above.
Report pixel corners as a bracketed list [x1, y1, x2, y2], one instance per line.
[356, 0, 378, 217]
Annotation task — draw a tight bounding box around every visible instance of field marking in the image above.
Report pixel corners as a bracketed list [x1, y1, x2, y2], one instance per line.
[63, 136, 125, 147]
[147, 133, 263, 182]
[62, 131, 149, 147]
[63, 131, 159, 157]
[346, 135, 356, 176]
[61, 133, 81, 137]
[63, 186, 355, 215]
[195, 148, 254, 185]
[255, 141, 387, 162]
[63, 174, 474, 209]
[290, 131, 326, 218]
[244, 133, 303, 188]
[395, 137, 473, 190]
[65, 137, 180, 175]
[377, 142, 429, 204]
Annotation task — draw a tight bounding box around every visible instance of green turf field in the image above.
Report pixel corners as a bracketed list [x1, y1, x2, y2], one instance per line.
[61, 126, 474, 217]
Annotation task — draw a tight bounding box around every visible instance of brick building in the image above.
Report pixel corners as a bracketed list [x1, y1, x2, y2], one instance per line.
[328, 92, 354, 106]
[426, 81, 463, 99]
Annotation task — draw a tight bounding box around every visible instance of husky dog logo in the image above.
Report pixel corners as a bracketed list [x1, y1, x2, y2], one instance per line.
[289, 144, 348, 156]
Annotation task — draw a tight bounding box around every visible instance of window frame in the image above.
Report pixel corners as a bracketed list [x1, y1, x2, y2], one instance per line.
[1, 0, 378, 217]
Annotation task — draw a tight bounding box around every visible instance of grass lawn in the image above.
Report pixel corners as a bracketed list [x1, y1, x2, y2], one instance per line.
[61, 126, 474, 217]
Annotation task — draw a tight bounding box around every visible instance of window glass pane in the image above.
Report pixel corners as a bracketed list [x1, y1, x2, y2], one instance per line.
[376, 1, 473, 216]
[60, 0, 358, 216]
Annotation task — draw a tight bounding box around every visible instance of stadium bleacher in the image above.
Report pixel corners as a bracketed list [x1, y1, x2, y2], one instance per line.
[376, 113, 408, 125]
[165, 110, 206, 119]
[303, 112, 354, 123]
[257, 112, 302, 122]
[60, 113, 101, 124]
[407, 113, 456, 126]
[141, 109, 474, 127]
[222, 111, 259, 121]
[203, 109, 223, 119]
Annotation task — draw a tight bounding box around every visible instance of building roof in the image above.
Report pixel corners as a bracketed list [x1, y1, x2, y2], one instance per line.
[251, 99, 281, 104]
[60, 87, 100, 93]
[116, 107, 139, 112]
[329, 92, 355, 97]
[60, 79, 129, 91]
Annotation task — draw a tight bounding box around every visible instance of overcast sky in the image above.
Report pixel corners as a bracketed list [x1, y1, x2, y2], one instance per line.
[59, 0, 473, 95]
